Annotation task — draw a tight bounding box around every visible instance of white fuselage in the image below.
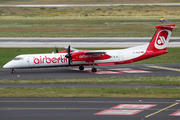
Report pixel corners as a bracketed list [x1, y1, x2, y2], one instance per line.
[3, 44, 148, 69]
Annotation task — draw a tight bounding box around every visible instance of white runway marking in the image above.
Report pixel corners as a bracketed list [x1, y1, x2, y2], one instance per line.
[95, 104, 156, 115]
[70, 67, 152, 74]
[170, 110, 180, 116]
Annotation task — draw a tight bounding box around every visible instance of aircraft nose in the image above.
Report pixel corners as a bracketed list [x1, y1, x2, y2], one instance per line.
[3, 63, 9, 68]
[3, 62, 13, 69]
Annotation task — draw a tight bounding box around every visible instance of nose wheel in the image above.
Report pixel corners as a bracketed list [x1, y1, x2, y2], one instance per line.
[11, 69, 15, 74]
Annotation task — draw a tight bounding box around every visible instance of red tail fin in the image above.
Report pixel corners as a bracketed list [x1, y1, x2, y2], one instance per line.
[147, 24, 175, 51]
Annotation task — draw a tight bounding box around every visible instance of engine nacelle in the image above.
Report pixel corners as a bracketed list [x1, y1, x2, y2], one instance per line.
[71, 52, 111, 62]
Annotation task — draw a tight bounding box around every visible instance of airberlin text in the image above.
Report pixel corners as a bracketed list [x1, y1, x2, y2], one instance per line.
[79, 54, 100, 58]
[34, 55, 67, 64]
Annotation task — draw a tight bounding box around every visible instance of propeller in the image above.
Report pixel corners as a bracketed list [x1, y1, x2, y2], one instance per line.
[65, 45, 72, 65]
[55, 46, 59, 53]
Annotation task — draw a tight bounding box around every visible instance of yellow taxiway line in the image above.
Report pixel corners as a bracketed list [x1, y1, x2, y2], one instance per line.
[145, 102, 179, 118]
[147, 66, 180, 72]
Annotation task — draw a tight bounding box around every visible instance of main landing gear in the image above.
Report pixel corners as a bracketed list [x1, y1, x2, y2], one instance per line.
[91, 67, 97, 72]
[91, 62, 97, 72]
[11, 69, 15, 74]
[79, 63, 97, 72]
[79, 66, 84, 71]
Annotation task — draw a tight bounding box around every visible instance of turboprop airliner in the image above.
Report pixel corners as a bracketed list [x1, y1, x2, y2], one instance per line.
[3, 24, 175, 74]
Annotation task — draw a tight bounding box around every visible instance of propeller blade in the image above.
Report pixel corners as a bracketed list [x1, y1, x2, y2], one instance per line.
[68, 56, 71, 65]
[68, 45, 70, 54]
[65, 45, 72, 66]
[55, 47, 58, 53]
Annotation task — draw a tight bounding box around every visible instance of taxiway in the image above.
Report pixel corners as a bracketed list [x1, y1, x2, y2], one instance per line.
[1, 3, 180, 7]
[0, 63, 180, 80]
[0, 37, 180, 47]
[0, 97, 180, 120]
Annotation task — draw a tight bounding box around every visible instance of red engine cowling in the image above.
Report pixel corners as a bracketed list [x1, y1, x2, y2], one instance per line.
[71, 52, 111, 62]
[58, 50, 73, 53]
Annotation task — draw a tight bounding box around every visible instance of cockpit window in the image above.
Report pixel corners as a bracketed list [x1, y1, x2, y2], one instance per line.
[13, 57, 23, 60]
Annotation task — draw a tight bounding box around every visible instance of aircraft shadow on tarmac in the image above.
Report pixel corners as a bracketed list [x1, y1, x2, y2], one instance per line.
[69, 67, 152, 74]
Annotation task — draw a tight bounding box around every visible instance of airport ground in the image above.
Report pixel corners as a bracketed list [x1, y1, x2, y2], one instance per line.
[1, 38, 180, 119]
[1, 97, 180, 120]
[0, 2, 180, 119]
[1, 62, 180, 119]
[0, 63, 180, 98]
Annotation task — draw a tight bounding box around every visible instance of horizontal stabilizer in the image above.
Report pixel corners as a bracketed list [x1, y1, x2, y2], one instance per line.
[156, 24, 176, 29]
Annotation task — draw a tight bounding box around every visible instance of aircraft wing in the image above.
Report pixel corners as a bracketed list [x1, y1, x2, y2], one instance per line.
[63, 47, 81, 52]
[63, 47, 105, 54]
[84, 51, 106, 54]
[64, 45, 109, 63]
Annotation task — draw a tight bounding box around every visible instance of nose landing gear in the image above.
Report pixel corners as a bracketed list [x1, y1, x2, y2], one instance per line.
[11, 69, 15, 74]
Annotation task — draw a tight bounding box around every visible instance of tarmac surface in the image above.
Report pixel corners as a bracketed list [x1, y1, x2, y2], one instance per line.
[1, 3, 180, 7]
[1, 63, 180, 80]
[0, 37, 180, 47]
[0, 97, 180, 120]
[1, 63, 180, 120]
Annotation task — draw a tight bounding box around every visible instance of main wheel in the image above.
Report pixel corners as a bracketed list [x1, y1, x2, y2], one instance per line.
[79, 66, 84, 71]
[91, 67, 97, 72]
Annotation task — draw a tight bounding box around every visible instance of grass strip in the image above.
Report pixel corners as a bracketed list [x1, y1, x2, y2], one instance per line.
[0, 16, 180, 37]
[1, 5, 180, 18]
[0, 18, 179, 37]
[0, 87, 180, 98]
[1, 76, 180, 85]
[0, 5, 180, 37]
